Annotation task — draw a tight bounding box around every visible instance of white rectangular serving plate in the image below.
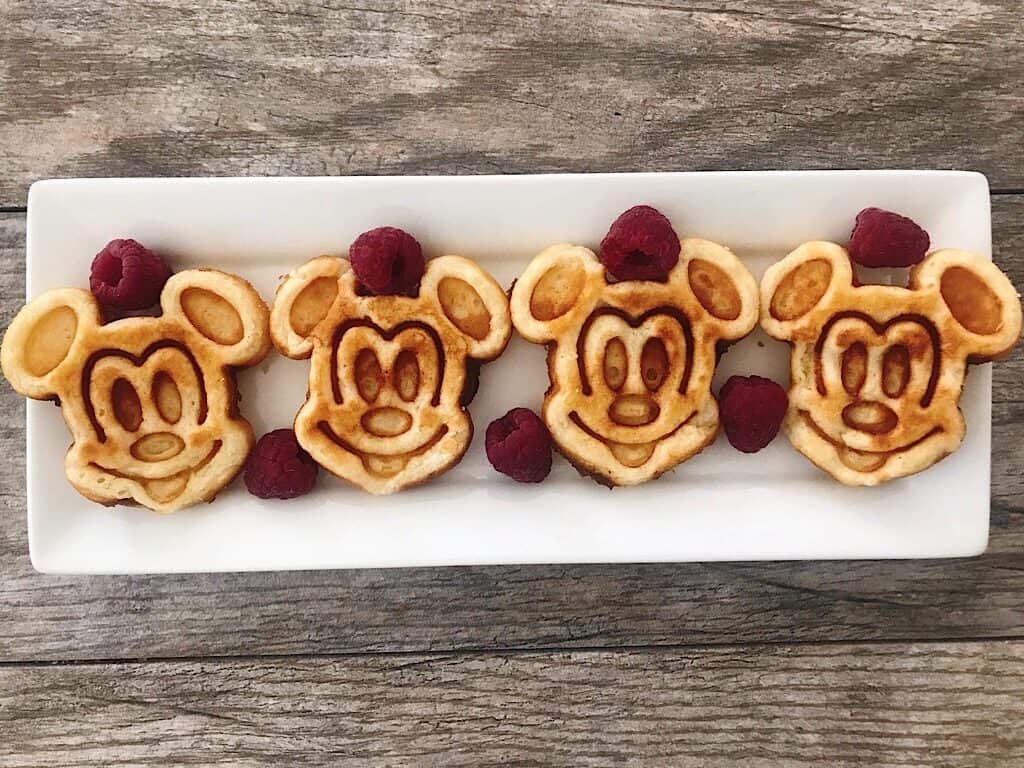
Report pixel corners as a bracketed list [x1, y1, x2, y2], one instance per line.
[25, 171, 993, 574]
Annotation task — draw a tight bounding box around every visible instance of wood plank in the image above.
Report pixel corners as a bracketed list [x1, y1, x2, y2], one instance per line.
[2, 0, 1024, 205]
[1, 196, 1022, 662]
[1, 640, 1022, 767]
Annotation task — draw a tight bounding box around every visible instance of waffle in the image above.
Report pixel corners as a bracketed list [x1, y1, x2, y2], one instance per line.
[510, 239, 759, 486]
[1, 269, 271, 513]
[761, 242, 1022, 485]
[271, 254, 511, 494]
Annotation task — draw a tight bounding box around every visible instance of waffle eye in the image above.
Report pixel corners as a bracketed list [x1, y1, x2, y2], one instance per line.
[641, 338, 668, 391]
[354, 348, 383, 402]
[841, 342, 867, 395]
[112, 378, 143, 432]
[152, 372, 182, 424]
[603, 338, 627, 391]
[882, 345, 910, 398]
[393, 350, 420, 402]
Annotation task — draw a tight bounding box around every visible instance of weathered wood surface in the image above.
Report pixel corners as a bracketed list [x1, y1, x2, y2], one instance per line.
[3, 3, 1024, 756]
[2, 0, 1024, 206]
[2, 640, 1022, 767]
[1, 196, 1022, 663]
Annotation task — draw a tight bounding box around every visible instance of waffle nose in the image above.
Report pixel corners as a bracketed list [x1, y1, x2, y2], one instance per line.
[609, 394, 660, 427]
[842, 401, 898, 434]
[130, 432, 185, 462]
[361, 407, 413, 437]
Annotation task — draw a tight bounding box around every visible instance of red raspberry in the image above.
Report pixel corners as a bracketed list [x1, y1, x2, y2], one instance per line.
[848, 207, 930, 268]
[244, 429, 319, 499]
[485, 408, 553, 483]
[349, 226, 425, 295]
[89, 238, 172, 310]
[719, 375, 788, 453]
[599, 205, 680, 281]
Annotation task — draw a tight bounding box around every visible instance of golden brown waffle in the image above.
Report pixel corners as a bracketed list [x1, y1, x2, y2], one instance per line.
[271, 255, 511, 494]
[510, 239, 759, 486]
[1, 270, 271, 513]
[761, 242, 1022, 485]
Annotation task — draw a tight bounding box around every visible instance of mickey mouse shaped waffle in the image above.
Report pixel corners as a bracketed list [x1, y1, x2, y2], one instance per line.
[510, 205, 759, 486]
[270, 227, 511, 494]
[761, 210, 1022, 485]
[1, 255, 271, 513]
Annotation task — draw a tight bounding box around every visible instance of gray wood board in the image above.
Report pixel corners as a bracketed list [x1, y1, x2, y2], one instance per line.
[1, 640, 1022, 767]
[1, 196, 1022, 662]
[2, 0, 1024, 205]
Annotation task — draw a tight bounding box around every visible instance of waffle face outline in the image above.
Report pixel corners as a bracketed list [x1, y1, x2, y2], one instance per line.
[511, 239, 759, 486]
[761, 242, 1022, 485]
[2, 270, 271, 513]
[271, 255, 511, 494]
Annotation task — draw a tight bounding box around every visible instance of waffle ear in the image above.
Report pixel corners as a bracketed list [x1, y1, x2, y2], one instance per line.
[760, 241, 852, 341]
[161, 269, 270, 367]
[676, 238, 759, 341]
[420, 255, 511, 361]
[270, 256, 347, 359]
[510, 244, 605, 343]
[1, 288, 100, 400]
[912, 249, 1023, 361]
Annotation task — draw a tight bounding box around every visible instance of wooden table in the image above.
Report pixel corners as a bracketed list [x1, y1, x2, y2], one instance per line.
[2, 2, 1022, 765]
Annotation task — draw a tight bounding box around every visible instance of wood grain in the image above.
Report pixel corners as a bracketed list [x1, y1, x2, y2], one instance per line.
[1, 196, 1022, 662]
[2, 0, 1023, 205]
[1, 640, 1022, 767]
[4, 1, 1023, 759]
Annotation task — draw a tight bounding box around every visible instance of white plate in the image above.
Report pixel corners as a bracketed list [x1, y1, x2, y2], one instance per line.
[24, 171, 993, 573]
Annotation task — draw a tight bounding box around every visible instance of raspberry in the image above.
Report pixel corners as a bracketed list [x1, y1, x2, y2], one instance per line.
[848, 207, 930, 268]
[485, 408, 553, 483]
[598, 205, 680, 281]
[89, 239, 172, 310]
[244, 429, 319, 499]
[719, 375, 788, 453]
[349, 226, 425, 295]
